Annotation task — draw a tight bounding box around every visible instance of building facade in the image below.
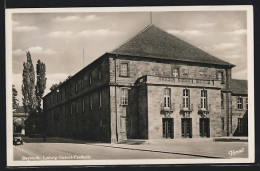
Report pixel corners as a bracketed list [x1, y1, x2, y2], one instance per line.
[43, 25, 248, 143]
[13, 106, 28, 135]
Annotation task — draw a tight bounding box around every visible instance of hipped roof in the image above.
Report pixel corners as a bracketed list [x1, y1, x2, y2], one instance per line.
[111, 25, 234, 67]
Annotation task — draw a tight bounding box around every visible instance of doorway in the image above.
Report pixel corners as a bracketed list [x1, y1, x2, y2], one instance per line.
[200, 118, 210, 137]
[182, 118, 192, 138]
[162, 118, 173, 139]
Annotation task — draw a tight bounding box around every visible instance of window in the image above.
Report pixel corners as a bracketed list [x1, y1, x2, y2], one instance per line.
[237, 97, 243, 110]
[90, 96, 93, 110]
[238, 118, 243, 132]
[201, 90, 207, 109]
[246, 98, 248, 110]
[76, 101, 79, 113]
[221, 93, 224, 109]
[217, 71, 224, 83]
[75, 82, 78, 93]
[81, 78, 84, 89]
[98, 68, 102, 80]
[56, 92, 59, 101]
[82, 99, 85, 112]
[221, 118, 225, 130]
[121, 88, 128, 105]
[89, 73, 92, 85]
[99, 92, 102, 108]
[182, 69, 189, 78]
[120, 63, 129, 77]
[183, 89, 190, 109]
[199, 71, 204, 77]
[60, 89, 62, 100]
[70, 103, 73, 115]
[172, 68, 179, 77]
[164, 88, 171, 108]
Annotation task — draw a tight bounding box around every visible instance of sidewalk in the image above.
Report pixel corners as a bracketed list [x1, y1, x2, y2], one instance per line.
[23, 136, 248, 144]
[213, 137, 248, 142]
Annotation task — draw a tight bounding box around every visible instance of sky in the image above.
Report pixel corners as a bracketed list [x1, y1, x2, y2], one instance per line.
[11, 10, 248, 104]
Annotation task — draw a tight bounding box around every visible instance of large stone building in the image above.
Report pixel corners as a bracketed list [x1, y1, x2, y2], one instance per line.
[43, 25, 248, 143]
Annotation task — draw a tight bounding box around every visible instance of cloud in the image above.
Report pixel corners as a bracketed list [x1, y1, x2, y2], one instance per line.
[13, 26, 39, 32]
[232, 68, 247, 80]
[167, 29, 205, 37]
[233, 29, 247, 35]
[199, 43, 238, 51]
[167, 30, 181, 35]
[54, 15, 100, 22]
[13, 46, 57, 56]
[54, 16, 80, 22]
[212, 43, 238, 50]
[226, 21, 244, 30]
[78, 29, 123, 37]
[84, 15, 100, 21]
[197, 22, 216, 27]
[28, 46, 57, 55]
[223, 54, 243, 59]
[12, 49, 24, 56]
[47, 31, 73, 38]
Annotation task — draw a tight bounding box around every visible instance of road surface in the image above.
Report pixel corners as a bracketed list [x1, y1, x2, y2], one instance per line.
[13, 138, 248, 161]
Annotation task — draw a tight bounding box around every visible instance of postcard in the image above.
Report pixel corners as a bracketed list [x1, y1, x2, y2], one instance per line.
[6, 6, 254, 166]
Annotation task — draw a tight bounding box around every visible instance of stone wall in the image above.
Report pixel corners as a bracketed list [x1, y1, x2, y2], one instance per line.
[44, 56, 112, 142]
[146, 85, 223, 139]
[231, 95, 248, 136]
[109, 56, 227, 88]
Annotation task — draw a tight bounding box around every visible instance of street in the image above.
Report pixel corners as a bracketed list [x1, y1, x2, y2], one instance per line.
[13, 137, 248, 160]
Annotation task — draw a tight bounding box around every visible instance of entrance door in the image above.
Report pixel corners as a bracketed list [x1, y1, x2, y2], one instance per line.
[182, 118, 192, 138]
[162, 118, 173, 139]
[200, 118, 210, 137]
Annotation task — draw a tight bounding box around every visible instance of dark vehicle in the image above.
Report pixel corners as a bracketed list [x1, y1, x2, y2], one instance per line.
[13, 133, 23, 145]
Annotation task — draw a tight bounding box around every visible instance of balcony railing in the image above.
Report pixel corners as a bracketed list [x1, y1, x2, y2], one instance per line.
[160, 103, 175, 112]
[180, 104, 193, 112]
[198, 104, 211, 114]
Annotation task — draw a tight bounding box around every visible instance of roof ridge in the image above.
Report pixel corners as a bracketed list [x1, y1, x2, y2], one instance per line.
[110, 24, 154, 53]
